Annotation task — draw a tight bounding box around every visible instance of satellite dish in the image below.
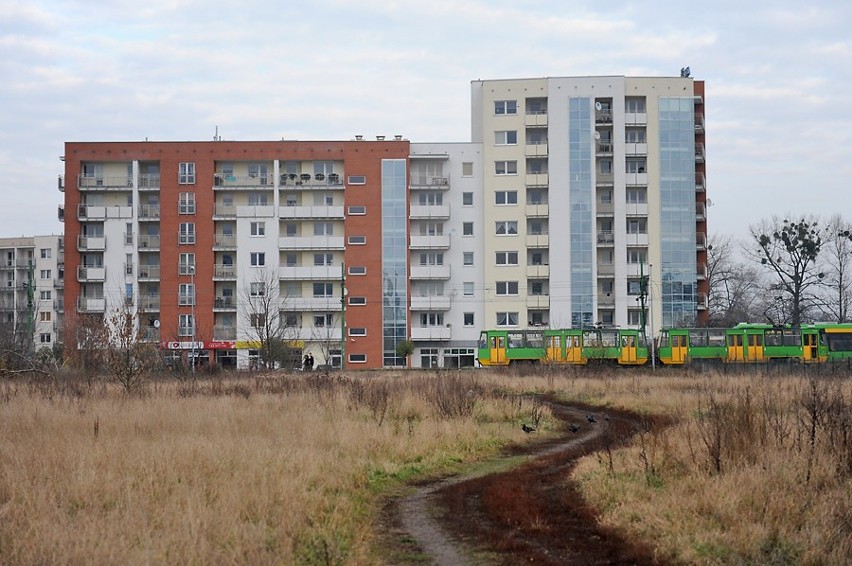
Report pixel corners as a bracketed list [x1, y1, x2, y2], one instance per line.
[595, 102, 602, 111]
[594, 131, 601, 140]
[153, 320, 160, 328]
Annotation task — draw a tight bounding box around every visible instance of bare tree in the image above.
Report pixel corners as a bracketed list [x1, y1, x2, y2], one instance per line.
[818, 214, 852, 322]
[749, 216, 825, 326]
[310, 311, 342, 369]
[104, 300, 158, 392]
[241, 269, 298, 370]
[706, 234, 764, 326]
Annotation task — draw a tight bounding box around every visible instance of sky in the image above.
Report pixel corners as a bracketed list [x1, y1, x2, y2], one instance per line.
[2, 0, 851, 244]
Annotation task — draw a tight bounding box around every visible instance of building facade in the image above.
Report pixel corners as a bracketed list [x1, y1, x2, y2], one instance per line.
[471, 75, 708, 333]
[0, 235, 64, 353]
[59, 74, 707, 369]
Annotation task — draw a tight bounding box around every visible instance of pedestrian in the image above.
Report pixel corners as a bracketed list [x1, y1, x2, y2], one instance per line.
[303, 354, 310, 371]
[308, 354, 314, 371]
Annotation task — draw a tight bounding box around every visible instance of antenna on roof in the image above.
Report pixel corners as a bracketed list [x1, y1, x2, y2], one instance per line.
[214, 126, 221, 141]
[680, 66, 691, 78]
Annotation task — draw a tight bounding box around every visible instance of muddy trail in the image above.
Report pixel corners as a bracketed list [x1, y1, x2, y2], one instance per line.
[381, 400, 668, 565]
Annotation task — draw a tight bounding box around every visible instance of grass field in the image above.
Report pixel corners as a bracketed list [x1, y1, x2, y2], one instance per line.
[0, 367, 849, 564]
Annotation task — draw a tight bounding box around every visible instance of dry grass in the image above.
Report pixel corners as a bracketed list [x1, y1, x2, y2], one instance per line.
[0, 370, 547, 565]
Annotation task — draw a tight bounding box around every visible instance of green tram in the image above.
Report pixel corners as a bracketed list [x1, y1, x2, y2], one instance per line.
[657, 322, 852, 365]
[477, 327, 649, 367]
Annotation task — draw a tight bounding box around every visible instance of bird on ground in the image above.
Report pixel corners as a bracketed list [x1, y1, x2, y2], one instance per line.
[522, 424, 536, 433]
[587, 414, 597, 423]
[569, 423, 580, 433]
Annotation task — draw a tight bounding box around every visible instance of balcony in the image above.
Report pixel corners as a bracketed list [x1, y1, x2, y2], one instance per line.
[527, 295, 549, 309]
[595, 109, 612, 124]
[625, 202, 648, 217]
[596, 202, 614, 216]
[213, 264, 236, 279]
[138, 204, 160, 220]
[595, 141, 613, 155]
[58, 205, 64, 222]
[525, 143, 548, 157]
[278, 205, 345, 220]
[213, 234, 236, 249]
[625, 172, 648, 186]
[214, 204, 237, 218]
[694, 114, 705, 134]
[77, 236, 105, 251]
[237, 205, 275, 218]
[526, 264, 550, 278]
[525, 204, 549, 217]
[409, 235, 451, 249]
[625, 142, 648, 156]
[279, 173, 344, 189]
[58, 175, 64, 192]
[411, 327, 452, 341]
[409, 204, 450, 220]
[77, 205, 132, 220]
[278, 265, 343, 280]
[596, 172, 614, 186]
[697, 292, 708, 310]
[77, 297, 105, 313]
[410, 296, 452, 311]
[278, 236, 345, 250]
[287, 328, 343, 341]
[138, 235, 160, 250]
[138, 266, 161, 280]
[54, 278, 64, 289]
[697, 232, 707, 250]
[625, 233, 649, 246]
[597, 231, 614, 246]
[409, 265, 451, 280]
[695, 143, 705, 163]
[524, 113, 548, 127]
[142, 327, 160, 342]
[54, 298, 64, 311]
[281, 297, 341, 311]
[78, 175, 132, 190]
[598, 293, 615, 307]
[139, 296, 160, 310]
[697, 264, 708, 280]
[598, 262, 615, 276]
[138, 174, 160, 190]
[77, 265, 105, 282]
[214, 296, 236, 310]
[410, 175, 450, 189]
[525, 173, 548, 187]
[213, 174, 273, 189]
[625, 112, 647, 126]
[696, 172, 706, 193]
[696, 202, 707, 221]
[214, 325, 237, 340]
[525, 234, 549, 248]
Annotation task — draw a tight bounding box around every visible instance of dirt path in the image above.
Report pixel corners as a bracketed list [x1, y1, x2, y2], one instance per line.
[385, 400, 667, 565]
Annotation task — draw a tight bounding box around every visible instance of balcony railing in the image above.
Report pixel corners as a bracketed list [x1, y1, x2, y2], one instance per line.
[138, 266, 161, 280]
[138, 235, 160, 250]
[213, 174, 273, 188]
[410, 327, 452, 341]
[213, 325, 237, 340]
[77, 265, 105, 282]
[78, 175, 133, 189]
[139, 296, 160, 310]
[214, 296, 236, 309]
[409, 175, 450, 189]
[138, 174, 160, 190]
[77, 297, 106, 312]
[77, 236, 106, 251]
[214, 234, 236, 248]
[597, 231, 614, 245]
[214, 264, 236, 279]
[278, 236, 345, 250]
[278, 265, 343, 280]
[409, 204, 450, 220]
[278, 205, 345, 220]
[142, 327, 160, 341]
[409, 265, 451, 280]
[138, 204, 160, 219]
[214, 204, 236, 217]
[409, 235, 450, 249]
[279, 173, 344, 188]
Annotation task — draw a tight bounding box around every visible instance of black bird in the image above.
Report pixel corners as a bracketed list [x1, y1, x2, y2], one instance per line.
[587, 414, 597, 424]
[522, 424, 536, 433]
[569, 423, 580, 433]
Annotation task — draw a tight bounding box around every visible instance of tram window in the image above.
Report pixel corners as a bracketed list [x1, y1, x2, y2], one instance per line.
[689, 330, 708, 346]
[765, 330, 783, 346]
[508, 332, 524, 348]
[827, 333, 852, 352]
[708, 331, 726, 346]
[783, 330, 801, 346]
[527, 331, 543, 347]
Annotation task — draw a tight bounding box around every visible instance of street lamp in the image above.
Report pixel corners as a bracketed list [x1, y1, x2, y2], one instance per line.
[190, 265, 196, 373]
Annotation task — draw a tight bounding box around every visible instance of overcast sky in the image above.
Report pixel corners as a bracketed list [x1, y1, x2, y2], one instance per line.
[2, 0, 851, 243]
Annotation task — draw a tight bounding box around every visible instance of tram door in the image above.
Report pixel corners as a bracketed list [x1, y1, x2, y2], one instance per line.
[546, 335, 562, 363]
[802, 333, 818, 362]
[671, 335, 688, 364]
[566, 335, 583, 363]
[620, 334, 637, 364]
[490, 336, 506, 365]
[727, 333, 744, 362]
[746, 333, 764, 362]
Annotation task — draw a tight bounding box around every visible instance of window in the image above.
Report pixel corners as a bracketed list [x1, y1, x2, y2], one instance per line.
[626, 159, 646, 174]
[627, 218, 647, 234]
[179, 253, 195, 275]
[421, 348, 439, 369]
[250, 252, 265, 266]
[625, 97, 646, 113]
[250, 222, 265, 236]
[178, 162, 195, 184]
[314, 253, 333, 266]
[496, 251, 518, 265]
[420, 313, 444, 326]
[250, 282, 266, 296]
[283, 313, 299, 328]
[599, 189, 613, 204]
[497, 312, 519, 327]
[495, 191, 518, 205]
[527, 189, 546, 205]
[529, 281, 547, 296]
[178, 283, 195, 305]
[494, 130, 518, 145]
[313, 283, 333, 297]
[626, 188, 647, 203]
[349, 327, 367, 336]
[39, 290, 51, 300]
[247, 192, 268, 206]
[179, 223, 195, 244]
[463, 252, 474, 266]
[251, 313, 266, 329]
[348, 206, 366, 215]
[628, 279, 642, 295]
[348, 353, 367, 363]
[314, 222, 333, 236]
[529, 250, 548, 265]
[39, 311, 51, 322]
[348, 235, 366, 245]
[463, 312, 474, 327]
[314, 313, 334, 327]
[494, 100, 517, 115]
[627, 310, 643, 326]
[40, 269, 51, 279]
[496, 281, 519, 296]
[463, 282, 474, 296]
[462, 192, 473, 206]
[626, 128, 646, 143]
[528, 219, 546, 235]
[347, 175, 366, 185]
[179, 314, 194, 336]
[348, 266, 366, 275]
[627, 249, 648, 264]
[462, 162, 474, 177]
[40, 333, 51, 343]
[284, 223, 298, 237]
[40, 248, 51, 259]
[599, 160, 612, 174]
[462, 222, 474, 236]
[179, 192, 196, 214]
[348, 296, 366, 305]
[495, 221, 518, 235]
[419, 253, 443, 266]
[495, 161, 517, 175]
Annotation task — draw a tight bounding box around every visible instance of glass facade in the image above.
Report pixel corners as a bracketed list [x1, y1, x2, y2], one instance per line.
[658, 97, 697, 327]
[569, 98, 594, 327]
[381, 159, 409, 366]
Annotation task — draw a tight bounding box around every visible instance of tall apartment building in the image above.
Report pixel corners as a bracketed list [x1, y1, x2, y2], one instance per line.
[61, 139, 485, 370]
[59, 74, 707, 370]
[0, 235, 65, 353]
[471, 75, 708, 331]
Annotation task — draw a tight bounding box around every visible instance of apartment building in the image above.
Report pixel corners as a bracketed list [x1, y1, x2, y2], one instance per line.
[0, 235, 65, 352]
[471, 75, 708, 332]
